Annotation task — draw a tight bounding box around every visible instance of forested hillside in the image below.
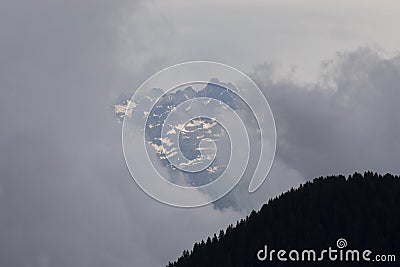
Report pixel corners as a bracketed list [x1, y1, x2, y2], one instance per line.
[167, 172, 400, 266]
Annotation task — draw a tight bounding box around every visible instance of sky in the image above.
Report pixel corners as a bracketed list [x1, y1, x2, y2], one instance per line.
[0, 0, 400, 266]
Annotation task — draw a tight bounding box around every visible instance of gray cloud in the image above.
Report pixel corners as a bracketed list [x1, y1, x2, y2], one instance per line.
[253, 47, 400, 179]
[0, 1, 241, 266]
[1, 0, 400, 266]
[117, 0, 400, 82]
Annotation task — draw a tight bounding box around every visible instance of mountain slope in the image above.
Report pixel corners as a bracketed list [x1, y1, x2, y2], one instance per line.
[167, 172, 400, 266]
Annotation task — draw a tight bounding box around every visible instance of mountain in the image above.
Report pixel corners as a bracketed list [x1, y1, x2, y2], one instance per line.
[116, 80, 262, 210]
[167, 172, 400, 266]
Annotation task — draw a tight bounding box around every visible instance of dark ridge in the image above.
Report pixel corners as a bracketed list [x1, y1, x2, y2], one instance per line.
[167, 172, 400, 266]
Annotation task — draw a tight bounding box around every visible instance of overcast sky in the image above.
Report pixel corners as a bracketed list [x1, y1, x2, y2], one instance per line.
[1, 1, 400, 266]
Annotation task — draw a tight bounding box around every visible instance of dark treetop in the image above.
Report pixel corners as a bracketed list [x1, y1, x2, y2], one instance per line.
[167, 172, 400, 267]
